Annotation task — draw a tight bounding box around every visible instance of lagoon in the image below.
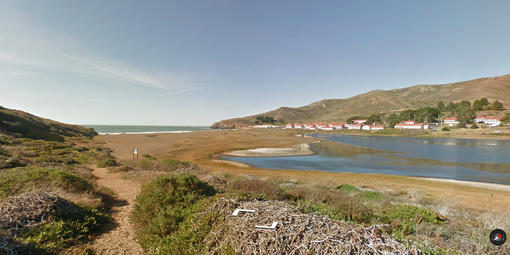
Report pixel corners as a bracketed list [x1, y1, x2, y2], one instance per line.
[223, 134, 510, 185]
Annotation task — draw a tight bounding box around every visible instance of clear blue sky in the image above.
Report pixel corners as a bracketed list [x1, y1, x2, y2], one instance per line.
[1, 1, 509, 125]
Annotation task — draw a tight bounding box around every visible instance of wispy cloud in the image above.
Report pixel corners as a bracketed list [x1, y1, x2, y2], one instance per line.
[0, 6, 199, 95]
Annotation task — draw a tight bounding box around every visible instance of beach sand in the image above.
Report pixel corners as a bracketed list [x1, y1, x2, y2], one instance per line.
[222, 143, 315, 157]
[98, 129, 510, 215]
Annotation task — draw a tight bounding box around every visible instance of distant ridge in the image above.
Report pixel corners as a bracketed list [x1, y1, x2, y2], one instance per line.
[212, 73, 510, 128]
[0, 106, 97, 141]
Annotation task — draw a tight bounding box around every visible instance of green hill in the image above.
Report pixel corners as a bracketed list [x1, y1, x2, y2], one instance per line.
[212, 73, 510, 128]
[0, 106, 97, 141]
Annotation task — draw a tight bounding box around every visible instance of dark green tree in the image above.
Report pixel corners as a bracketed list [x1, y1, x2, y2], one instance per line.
[399, 109, 415, 122]
[385, 113, 400, 128]
[472, 99, 483, 111]
[491, 100, 504, 110]
[437, 101, 446, 112]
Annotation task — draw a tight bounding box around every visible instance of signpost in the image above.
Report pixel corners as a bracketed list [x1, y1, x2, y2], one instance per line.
[133, 147, 138, 159]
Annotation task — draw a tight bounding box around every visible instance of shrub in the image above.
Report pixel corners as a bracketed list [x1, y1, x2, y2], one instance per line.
[132, 174, 216, 253]
[381, 204, 443, 238]
[441, 127, 450, 131]
[336, 184, 360, 193]
[298, 189, 375, 224]
[96, 157, 117, 168]
[228, 179, 286, 200]
[159, 158, 195, 171]
[356, 191, 384, 202]
[22, 205, 108, 251]
[0, 167, 94, 198]
[142, 154, 156, 160]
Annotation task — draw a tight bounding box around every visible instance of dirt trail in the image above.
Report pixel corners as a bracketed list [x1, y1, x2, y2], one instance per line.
[91, 166, 144, 254]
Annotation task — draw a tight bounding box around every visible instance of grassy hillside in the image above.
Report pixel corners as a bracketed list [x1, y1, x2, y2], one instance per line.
[212, 73, 510, 128]
[0, 106, 97, 141]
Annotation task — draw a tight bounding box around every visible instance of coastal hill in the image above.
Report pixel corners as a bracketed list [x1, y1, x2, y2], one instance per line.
[212, 73, 510, 128]
[0, 106, 97, 141]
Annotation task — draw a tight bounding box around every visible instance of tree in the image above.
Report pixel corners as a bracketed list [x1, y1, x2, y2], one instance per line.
[399, 109, 415, 122]
[347, 116, 368, 123]
[255, 116, 276, 124]
[472, 99, 483, 111]
[480, 97, 489, 106]
[385, 113, 400, 128]
[446, 102, 456, 114]
[456, 101, 474, 126]
[501, 113, 510, 124]
[367, 113, 384, 124]
[491, 100, 504, 110]
[437, 101, 446, 112]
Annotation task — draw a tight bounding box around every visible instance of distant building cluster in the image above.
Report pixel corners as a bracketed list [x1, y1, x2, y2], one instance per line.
[251, 115, 504, 130]
[282, 120, 385, 131]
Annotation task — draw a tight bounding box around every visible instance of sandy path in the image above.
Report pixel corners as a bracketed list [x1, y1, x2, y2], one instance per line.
[91, 166, 144, 254]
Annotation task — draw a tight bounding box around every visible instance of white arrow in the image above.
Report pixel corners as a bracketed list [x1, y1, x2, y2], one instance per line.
[232, 209, 255, 216]
[255, 221, 278, 229]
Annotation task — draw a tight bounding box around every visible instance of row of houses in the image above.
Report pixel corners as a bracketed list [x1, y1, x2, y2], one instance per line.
[253, 115, 504, 130]
[285, 120, 385, 131]
[443, 116, 502, 127]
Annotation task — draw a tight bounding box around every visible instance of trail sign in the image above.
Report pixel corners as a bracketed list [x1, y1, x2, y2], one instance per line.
[133, 147, 139, 159]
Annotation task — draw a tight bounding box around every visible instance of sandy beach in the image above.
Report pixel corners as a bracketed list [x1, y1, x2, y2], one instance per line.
[98, 129, 510, 215]
[222, 143, 315, 157]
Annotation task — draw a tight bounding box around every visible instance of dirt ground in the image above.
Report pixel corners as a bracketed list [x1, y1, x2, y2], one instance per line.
[98, 129, 510, 216]
[90, 166, 143, 255]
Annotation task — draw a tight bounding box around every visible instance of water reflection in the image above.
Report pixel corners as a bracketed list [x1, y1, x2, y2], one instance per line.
[223, 134, 510, 185]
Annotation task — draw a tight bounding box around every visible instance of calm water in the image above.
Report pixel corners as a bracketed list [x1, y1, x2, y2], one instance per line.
[223, 134, 510, 185]
[84, 125, 210, 135]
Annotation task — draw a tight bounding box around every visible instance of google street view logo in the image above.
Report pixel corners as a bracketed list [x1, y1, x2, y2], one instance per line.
[490, 229, 506, 246]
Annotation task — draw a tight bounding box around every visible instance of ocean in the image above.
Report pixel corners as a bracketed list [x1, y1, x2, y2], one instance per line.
[83, 125, 210, 135]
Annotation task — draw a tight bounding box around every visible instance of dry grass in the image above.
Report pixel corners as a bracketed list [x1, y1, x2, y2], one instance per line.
[98, 129, 510, 217]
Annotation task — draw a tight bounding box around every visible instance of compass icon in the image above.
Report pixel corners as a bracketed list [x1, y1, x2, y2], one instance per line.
[490, 229, 506, 246]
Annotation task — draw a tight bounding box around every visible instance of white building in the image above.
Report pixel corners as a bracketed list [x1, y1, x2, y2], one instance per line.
[328, 123, 345, 130]
[285, 124, 293, 129]
[352, 119, 368, 124]
[304, 123, 316, 130]
[253, 125, 277, 128]
[394, 122, 425, 129]
[294, 124, 304, 129]
[318, 126, 334, 131]
[362, 125, 385, 131]
[443, 117, 459, 126]
[345, 124, 362, 130]
[475, 116, 502, 127]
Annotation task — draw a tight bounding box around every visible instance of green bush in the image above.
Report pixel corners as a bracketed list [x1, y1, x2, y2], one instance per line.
[132, 174, 216, 253]
[0, 167, 94, 198]
[381, 204, 443, 238]
[336, 184, 360, 193]
[441, 127, 450, 131]
[159, 158, 195, 171]
[22, 205, 108, 251]
[96, 157, 117, 168]
[229, 179, 287, 200]
[298, 189, 375, 224]
[356, 191, 384, 202]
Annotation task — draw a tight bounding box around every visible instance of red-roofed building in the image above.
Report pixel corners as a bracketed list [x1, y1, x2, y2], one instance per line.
[475, 116, 502, 127]
[345, 123, 362, 130]
[443, 117, 459, 126]
[352, 119, 368, 124]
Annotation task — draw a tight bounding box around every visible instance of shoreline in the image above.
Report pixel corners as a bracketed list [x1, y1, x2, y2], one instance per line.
[420, 177, 510, 192]
[222, 143, 315, 157]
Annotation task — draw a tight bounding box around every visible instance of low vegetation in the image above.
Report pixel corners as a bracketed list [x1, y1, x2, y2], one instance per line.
[0, 132, 113, 254]
[131, 174, 217, 254]
[131, 173, 507, 254]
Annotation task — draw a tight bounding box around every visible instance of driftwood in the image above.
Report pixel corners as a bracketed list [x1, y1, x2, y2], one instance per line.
[0, 192, 81, 237]
[205, 198, 420, 255]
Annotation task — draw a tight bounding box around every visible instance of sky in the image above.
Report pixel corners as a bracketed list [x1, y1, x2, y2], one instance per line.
[1, 1, 510, 126]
